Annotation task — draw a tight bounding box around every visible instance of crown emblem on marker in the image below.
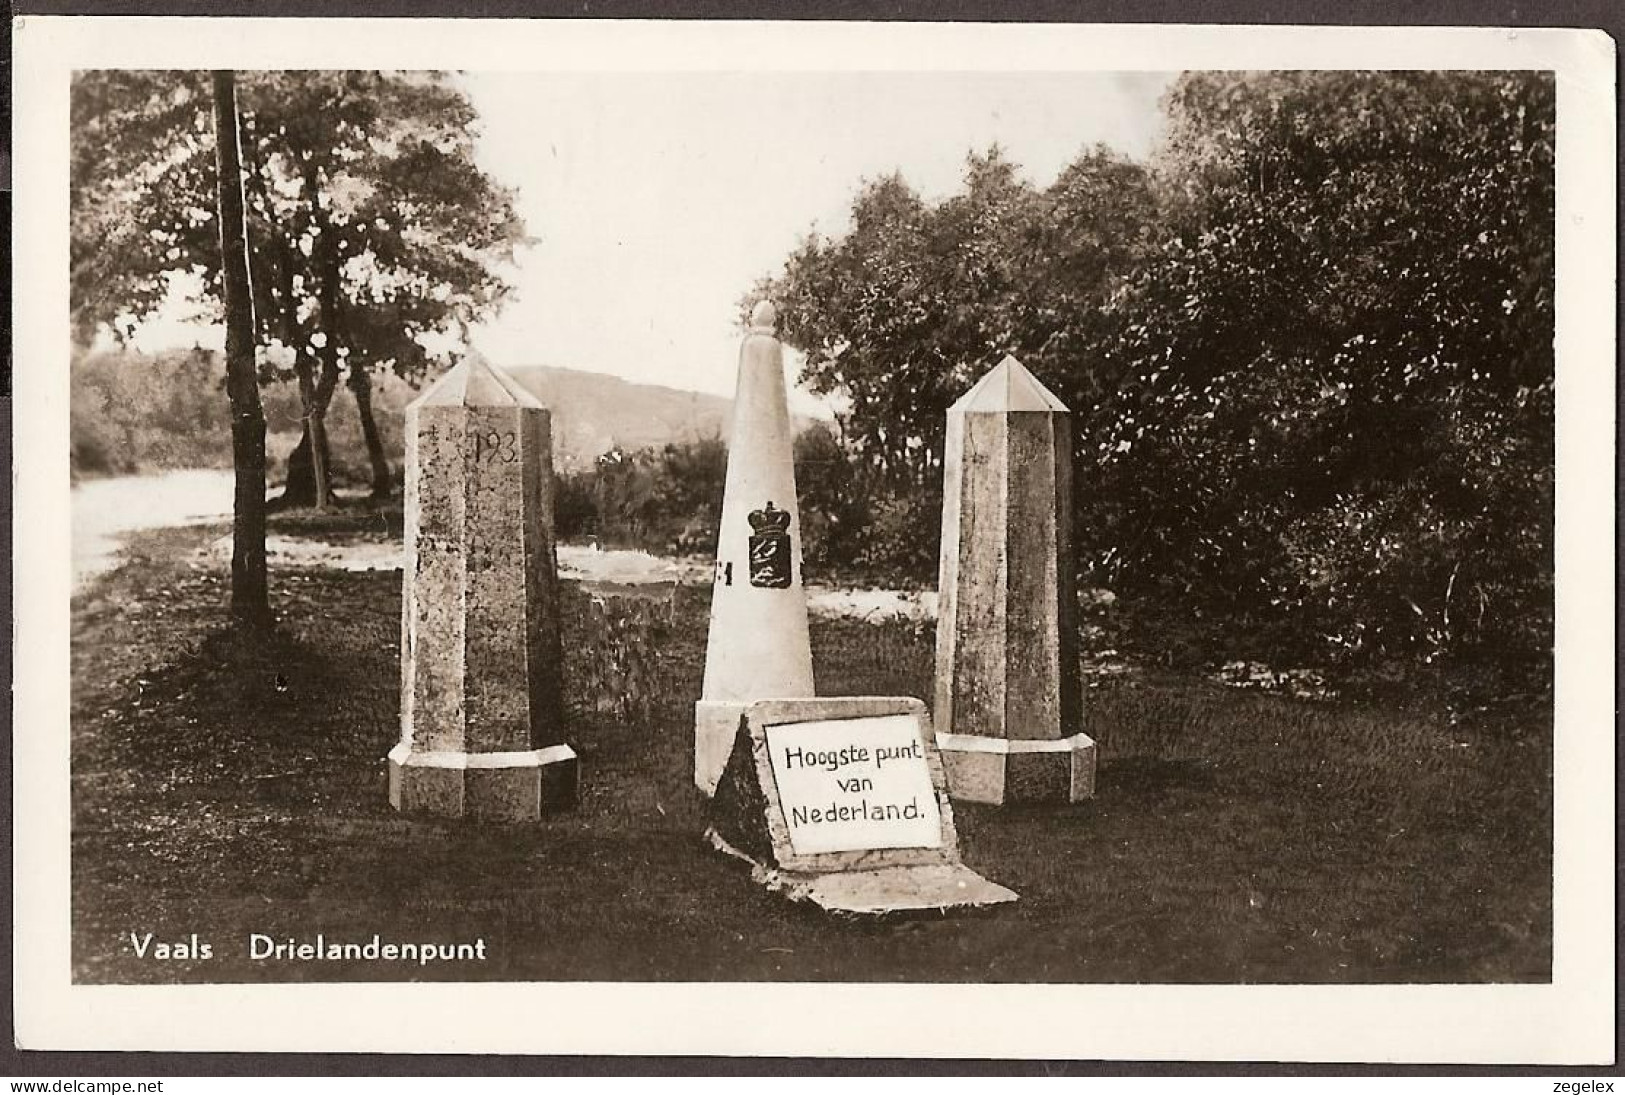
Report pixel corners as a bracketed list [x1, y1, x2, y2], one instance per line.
[748, 502, 792, 533]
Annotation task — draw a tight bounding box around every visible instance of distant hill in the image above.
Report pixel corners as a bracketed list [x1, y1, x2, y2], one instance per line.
[502, 364, 818, 472]
[503, 365, 734, 472]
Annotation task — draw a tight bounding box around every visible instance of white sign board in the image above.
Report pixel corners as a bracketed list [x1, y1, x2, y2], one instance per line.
[764, 714, 944, 855]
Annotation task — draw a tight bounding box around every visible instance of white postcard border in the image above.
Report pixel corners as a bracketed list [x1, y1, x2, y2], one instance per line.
[12, 16, 1616, 1062]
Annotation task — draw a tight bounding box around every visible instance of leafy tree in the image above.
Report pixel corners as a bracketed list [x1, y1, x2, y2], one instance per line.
[70, 70, 528, 505]
[1094, 72, 1555, 683]
[761, 73, 1553, 692]
[769, 147, 1156, 486]
[761, 144, 1159, 578]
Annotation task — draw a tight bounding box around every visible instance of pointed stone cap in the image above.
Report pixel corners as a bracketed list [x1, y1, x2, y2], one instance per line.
[749, 299, 778, 334]
[410, 356, 546, 411]
[950, 355, 1068, 414]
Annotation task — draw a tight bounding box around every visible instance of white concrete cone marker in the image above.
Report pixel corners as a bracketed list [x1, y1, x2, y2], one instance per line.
[694, 300, 816, 795]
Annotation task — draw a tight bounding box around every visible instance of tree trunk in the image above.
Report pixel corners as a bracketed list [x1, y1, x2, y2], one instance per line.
[306, 394, 334, 510]
[285, 316, 330, 510]
[298, 179, 345, 510]
[277, 357, 338, 513]
[348, 362, 394, 499]
[246, 154, 333, 513]
[278, 426, 336, 509]
[277, 335, 340, 509]
[277, 372, 336, 509]
[211, 70, 270, 625]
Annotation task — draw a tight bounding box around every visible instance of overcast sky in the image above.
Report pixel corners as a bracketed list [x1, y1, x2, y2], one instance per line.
[135, 70, 1175, 411]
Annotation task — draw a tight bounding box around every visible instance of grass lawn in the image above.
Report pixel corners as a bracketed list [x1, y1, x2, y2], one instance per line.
[71, 508, 1551, 984]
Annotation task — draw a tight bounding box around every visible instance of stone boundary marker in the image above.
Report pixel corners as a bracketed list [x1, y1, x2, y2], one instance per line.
[389, 356, 578, 821]
[705, 696, 1017, 915]
[934, 355, 1097, 804]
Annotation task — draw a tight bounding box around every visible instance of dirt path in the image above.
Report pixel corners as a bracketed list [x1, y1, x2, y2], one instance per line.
[196, 532, 937, 621]
[73, 469, 237, 591]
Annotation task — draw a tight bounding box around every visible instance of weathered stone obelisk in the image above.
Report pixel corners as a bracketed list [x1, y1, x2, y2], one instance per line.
[389, 356, 578, 821]
[933, 355, 1096, 804]
[694, 301, 815, 795]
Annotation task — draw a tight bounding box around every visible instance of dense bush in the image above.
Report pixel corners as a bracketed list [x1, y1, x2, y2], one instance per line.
[761, 71, 1555, 695]
[790, 424, 873, 573]
[554, 438, 727, 555]
[1086, 72, 1554, 690]
[71, 348, 231, 475]
[553, 425, 936, 583]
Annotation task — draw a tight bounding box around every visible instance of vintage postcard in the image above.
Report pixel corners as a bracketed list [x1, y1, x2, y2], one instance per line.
[12, 16, 1616, 1061]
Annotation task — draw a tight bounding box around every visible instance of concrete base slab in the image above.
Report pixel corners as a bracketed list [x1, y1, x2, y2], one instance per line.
[388, 742, 578, 821]
[935, 731, 1096, 805]
[707, 829, 1017, 916]
[694, 700, 747, 797]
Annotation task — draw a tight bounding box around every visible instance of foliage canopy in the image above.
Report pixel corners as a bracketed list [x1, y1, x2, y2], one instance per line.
[762, 71, 1555, 690]
[71, 70, 528, 385]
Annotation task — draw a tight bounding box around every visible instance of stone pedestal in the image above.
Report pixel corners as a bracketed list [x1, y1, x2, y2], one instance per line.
[933, 355, 1096, 805]
[695, 301, 815, 795]
[390, 357, 578, 821]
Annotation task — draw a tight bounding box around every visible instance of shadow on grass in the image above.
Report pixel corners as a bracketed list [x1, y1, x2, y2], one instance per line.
[1100, 757, 1218, 798]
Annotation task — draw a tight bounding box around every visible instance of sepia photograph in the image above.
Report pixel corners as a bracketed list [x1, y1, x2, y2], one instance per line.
[12, 15, 1615, 1062]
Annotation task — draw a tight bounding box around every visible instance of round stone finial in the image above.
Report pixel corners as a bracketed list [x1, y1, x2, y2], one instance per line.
[749, 299, 778, 331]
